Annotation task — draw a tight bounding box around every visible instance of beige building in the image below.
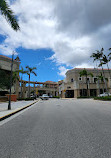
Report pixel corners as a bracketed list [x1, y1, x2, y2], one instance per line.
[1, 55, 111, 99]
[0, 55, 20, 96]
[59, 68, 111, 98]
[20, 80, 58, 98]
[0, 55, 58, 98]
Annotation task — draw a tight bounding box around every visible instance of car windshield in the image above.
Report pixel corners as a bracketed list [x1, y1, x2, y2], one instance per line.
[43, 94, 48, 96]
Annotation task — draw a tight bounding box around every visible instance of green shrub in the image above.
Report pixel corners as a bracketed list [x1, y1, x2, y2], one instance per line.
[77, 96, 94, 99]
[52, 96, 60, 99]
[94, 96, 111, 101]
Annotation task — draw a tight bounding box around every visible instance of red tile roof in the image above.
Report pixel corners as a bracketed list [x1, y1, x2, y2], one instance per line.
[0, 55, 12, 60]
[0, 55, 20, 62]
[45, 81, 57, 84]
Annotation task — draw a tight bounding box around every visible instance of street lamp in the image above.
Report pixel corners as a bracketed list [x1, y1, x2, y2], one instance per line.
[8, 52, 14, 110]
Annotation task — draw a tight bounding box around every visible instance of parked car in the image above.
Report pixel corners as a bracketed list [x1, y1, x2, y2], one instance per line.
[98, 92, 111, 97]
[40, 94, 49, 100]
[30, 94, 36, 99]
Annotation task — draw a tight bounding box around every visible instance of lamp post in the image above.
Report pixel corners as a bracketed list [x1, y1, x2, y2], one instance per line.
[8, 52, 14, 110]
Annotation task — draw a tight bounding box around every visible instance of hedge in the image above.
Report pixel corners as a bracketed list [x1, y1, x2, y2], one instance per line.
[94, 96, 111, 101]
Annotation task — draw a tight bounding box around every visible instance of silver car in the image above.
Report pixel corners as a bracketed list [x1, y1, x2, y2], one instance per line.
[98, 92, 111, 97]
[40, 94, 49, 100]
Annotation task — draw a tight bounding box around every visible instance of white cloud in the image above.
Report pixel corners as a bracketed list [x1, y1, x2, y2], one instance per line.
[35, 62, 41, 67]
[75, 63, 94, 69]
[58, 66, 69, 77]
[0, 0, 111, 72]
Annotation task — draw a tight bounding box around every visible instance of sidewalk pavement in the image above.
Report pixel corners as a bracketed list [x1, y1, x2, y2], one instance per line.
[0, 99, 39, 121]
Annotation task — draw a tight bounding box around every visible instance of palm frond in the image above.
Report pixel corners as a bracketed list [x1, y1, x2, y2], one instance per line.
[0, 0, 20, 31]
[32, 71, 37, 76]
[108, 52, 111, 56]
[26, 66, 30, 69]
[88, 73, 93, 77]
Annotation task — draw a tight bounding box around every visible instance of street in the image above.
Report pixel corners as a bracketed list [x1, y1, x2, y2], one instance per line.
[0, 99, 111, 158]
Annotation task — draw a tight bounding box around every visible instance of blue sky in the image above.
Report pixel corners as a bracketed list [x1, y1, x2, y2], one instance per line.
[0, 43, 69, 82]
[0, 33, 71, 82]
[15, 47, 66, 82]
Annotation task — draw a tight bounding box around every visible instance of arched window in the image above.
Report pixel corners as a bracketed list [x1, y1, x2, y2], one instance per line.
[71, 78, 74, 82]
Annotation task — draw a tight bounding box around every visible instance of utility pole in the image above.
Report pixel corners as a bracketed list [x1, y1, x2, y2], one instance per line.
[8, 53, 14, 110]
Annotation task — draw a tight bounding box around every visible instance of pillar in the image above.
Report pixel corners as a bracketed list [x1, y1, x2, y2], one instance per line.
[23, 82, 26, 98]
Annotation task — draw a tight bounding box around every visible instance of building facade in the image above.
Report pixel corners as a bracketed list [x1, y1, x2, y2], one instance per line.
[1, 55, 111, 99]
[59, 68, 111, 98]
[0, 55, 20, 96]
[20, 80, 59, 98]
[0, 55, 59, 98]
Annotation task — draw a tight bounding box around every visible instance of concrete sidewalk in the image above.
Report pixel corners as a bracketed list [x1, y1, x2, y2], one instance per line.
[0, 99, 39, 121]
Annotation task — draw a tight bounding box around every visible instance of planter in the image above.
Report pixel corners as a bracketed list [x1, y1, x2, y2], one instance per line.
[6, 94, 17, 102]
[0, 96, 8, 102]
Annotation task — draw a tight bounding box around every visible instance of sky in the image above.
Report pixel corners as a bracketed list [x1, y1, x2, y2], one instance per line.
[0, 0, 111, 82]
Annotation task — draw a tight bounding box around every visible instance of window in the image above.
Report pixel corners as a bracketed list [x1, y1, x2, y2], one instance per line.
[86, 77, 90, 83]
[71, 78, 74, 82]
[67, 86, 71, 89]
[93, 77, 97, 83]
[78, 77, 82, 81]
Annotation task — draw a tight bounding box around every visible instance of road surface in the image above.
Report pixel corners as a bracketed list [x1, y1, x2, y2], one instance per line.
[0, 99, 111, 158]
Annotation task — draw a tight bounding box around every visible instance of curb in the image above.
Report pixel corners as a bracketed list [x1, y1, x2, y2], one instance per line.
[0, 100, 39, 121]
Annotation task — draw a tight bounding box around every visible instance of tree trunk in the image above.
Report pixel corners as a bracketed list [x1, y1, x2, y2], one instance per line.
[20, 76, 22, 98]
[96, 67, 100, 95]
[102, 82, 104, 93]
[107, 63, 111, 91]
[101, 66, 108, 93]
[107, 63, 111, 79]
[86, 75, 89, 97]
[28, 74, 30, 98]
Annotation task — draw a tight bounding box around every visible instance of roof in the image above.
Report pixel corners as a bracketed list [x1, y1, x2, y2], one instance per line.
[45, 81, 57, 84]
[0, 55, 12, 60]
[21, 80, 58, 85]
[0, 55, 20, 63]
[66, 67, 111, 74]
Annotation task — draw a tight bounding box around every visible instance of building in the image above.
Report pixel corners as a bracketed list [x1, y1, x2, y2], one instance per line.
[20, 80, 58, 98]
[2, 54, 111, 99]
[0, 55, 59, 98]
[0, 55, 20, 96]
[59, 68, 111, 98]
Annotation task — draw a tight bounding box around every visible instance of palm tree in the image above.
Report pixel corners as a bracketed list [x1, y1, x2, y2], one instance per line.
[90, 48, 103, 62]
[101, 54, 111, 79]
[98, 59, 108, 93]
[12, 71, 19, 83]
[26, 66, 37, 98]
[108, 48, 111, 57]
[97, 73, 108, 93]
[12, 71, 19, 93]
[90, 48, 108, 93]
[17, 66, 27, 98]
[0, 0, 20, 31]
[79, 69, 93, 97]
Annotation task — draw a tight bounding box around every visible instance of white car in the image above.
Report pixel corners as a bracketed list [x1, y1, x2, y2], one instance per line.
[40, 94, 49, 100]
[98, 92, 111, 97]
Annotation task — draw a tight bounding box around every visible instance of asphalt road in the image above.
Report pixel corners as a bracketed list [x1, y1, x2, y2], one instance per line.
[0, 99, 111, 158]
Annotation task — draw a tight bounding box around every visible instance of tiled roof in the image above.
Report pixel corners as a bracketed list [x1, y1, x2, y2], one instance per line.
[0, 55, 12, 60]
[45, 81, 57, 84]
[0, 55, 20, 62]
